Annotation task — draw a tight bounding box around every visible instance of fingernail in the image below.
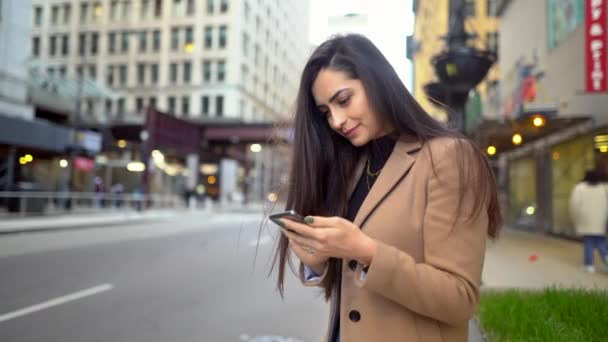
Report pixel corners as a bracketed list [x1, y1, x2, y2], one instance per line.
[304, 216, 314, 224]
[277, 219, 285, 227]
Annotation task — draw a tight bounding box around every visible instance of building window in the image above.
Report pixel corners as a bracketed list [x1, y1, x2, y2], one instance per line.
[63, 4, 72, 24]
[136, 97, 144, 113]
[122, 0, 132, 19]
[139, 31, 147, 52]
[76, 65, 83, 77]
[61, 35, 69, 56]
[220, 0, 228, 13]
[91, 33, 99, 55]
[119, 64, 127, 85]
[141, 0, 151, 18]
[206, 0, 214, 14]
[244, 1, 249, 20]
[184, 61, 192, 83]
[218, 26, 227, 48]
[149, 96, 157, 109]
[216, 95, 224, 117]
[151, 63, 159, 83]
[186, 0, 195, 15]
[182, 96, 190, 117]
[108, 32, 116, 53]
[201, 96, 209, 115]
[153, 30, 161, 51]
[171, 27, 179, 51]
[154, 0, 163, 17]
[204, 26, 213, 48]
[110, 0, 119, 20]
[86, 99, 94, 116]
[49, 36, 57, 56]
[464, 0, 475, 17]
[89, 65, 96, 80]
[34, 6, 43, 27]
[203, 60, 211, 82]
[121, 32, 129, 52]
[78, 33, 85, 56]
[48, 67, 56, 76]
[58, 66, 67, 77]
[217, 60, 225, 82]
[92, 2, 102, 22]
[105, 99, 113, 116]
[137, 63, 146, 85]
[170, 63, 178, 83]
[172, 0, 183, 16]
[32, 37, 40, 57]
[117, 98, 125, 116]
[168, 96, 176, 113]
[242, 33, 249, 56]
[107, 65, 114, 86]
[51, 5, 60, 25]
[80, 2, 89, 23]
[185, 27, 194, 45]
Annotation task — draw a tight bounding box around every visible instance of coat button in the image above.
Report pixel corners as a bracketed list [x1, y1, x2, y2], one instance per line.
[348, 260, 357, 271]
[349, 310, 361, 322]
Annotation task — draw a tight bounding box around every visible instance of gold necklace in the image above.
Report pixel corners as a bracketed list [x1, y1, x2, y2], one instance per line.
[366, 158, 382, 190]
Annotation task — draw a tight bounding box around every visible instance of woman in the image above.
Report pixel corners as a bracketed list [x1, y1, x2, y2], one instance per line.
[271, 34, 501, 342]
[569, 170, 608, 273]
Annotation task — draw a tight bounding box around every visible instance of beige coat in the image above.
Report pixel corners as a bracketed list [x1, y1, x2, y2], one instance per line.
[299, 137, 489, 342]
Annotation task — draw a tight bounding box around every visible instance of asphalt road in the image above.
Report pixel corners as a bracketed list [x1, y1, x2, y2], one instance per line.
[0, 211, 329, 342]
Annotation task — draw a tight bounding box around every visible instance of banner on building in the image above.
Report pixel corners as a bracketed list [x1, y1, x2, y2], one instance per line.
[586, 0, 607, 92]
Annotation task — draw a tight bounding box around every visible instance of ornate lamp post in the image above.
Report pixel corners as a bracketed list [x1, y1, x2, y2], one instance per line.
[425, 0, 495, 132]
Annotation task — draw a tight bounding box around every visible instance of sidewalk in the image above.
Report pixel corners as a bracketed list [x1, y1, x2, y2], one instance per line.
[482, 228, 608, 290]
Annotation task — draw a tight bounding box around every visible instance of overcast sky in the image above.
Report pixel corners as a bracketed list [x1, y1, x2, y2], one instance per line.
[308, 0, 415, 89]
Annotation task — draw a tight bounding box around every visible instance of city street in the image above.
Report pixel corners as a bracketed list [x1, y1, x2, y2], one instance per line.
[0, 211, 328, 342]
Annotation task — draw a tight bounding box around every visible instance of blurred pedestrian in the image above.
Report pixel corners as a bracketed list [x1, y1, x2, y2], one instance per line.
[569, 170, 608, 273]
[270, 34, 502, 342]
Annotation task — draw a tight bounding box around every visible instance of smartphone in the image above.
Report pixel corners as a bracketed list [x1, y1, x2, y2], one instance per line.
[269, 210, 307, 234]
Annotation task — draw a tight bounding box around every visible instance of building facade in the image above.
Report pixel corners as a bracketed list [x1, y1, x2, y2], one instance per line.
[492, 0, 608, 236]
[30, 0, 309, 124]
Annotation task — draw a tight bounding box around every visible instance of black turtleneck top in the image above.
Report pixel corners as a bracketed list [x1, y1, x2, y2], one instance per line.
[331, 135, 397, 342]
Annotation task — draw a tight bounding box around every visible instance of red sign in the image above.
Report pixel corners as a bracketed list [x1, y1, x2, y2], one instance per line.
[74, 157, 94, 171]
[586, 0, 607, 92]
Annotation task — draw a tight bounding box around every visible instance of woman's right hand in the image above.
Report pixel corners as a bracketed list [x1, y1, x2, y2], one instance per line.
[283, 229, 329, 273]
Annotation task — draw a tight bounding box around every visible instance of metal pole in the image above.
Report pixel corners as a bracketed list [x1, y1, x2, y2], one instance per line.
[5, 147, 16, 191]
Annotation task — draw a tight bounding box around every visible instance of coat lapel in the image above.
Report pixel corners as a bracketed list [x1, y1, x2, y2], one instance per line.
[347, 154, 367, 200]
[353, 137, 422, 228]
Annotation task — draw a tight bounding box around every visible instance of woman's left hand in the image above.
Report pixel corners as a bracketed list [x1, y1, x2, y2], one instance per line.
[281, 216, 377, 265]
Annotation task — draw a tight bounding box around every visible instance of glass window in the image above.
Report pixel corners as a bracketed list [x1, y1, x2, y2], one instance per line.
[137, 63, 146, 84]
[89, 65, 96, 80]
[139, 31, 147, 52]
[153, 30, 161, 51]
[172, 0, 183, 16]
[105, 99, 113, 116]
[136, 97, 144, 113]
[76, 65, 83, 77]
[149, 96, 157, 108]
[51, 5, 60, 25]
[92, 2, 102, 22]
[207, 0, 214, 14]
[201, 96, 209, 115]
[185, 27, 194, 45]
[464, 0, 475, 17]
[110, 0, 118, 20]
[49, 36, 57, 56]
[61, 35, 69, 56]
[203, 60, 211, 82]
[32, 37, 40, 57]
[220, 0, 228, 13]
[219, 26, 227, 48]
[90, 33, 99, 55]
[63, 4, 71, 24]
[486, 32, 499, 55]
[117, 98, 125, 115]
[34, 6, 43, 26]
[171, 27, 179, 51]
[182, 96, 190, 117]
[168, 96, 176, 113]
[216, 95, 224, 117]
[217, 60, 225, 82]
[184, 61, 192, 83]
[186, 0, 195, 15]
[108, 32, 116, 53]
[154, 0, 163, 17]
[242, 33, 249, 56]
[121, 31, 129, 52]
[204, 26, 213, 48]
[119, 64, 127, 85]
[170, 63, 178, 83]
[151, 63, 159, 83]
[122, 0, 131, 19]
[80, 2, 88, 23]
[107, 65, 114, 86]
[58, 66, 67, 77]
[141, 0, 151, 18]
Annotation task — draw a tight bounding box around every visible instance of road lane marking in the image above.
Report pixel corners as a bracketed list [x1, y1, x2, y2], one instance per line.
[0, 283, 114, 323]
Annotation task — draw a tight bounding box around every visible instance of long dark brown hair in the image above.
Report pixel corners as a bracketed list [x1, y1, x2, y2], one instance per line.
[271, 34, 502, 300]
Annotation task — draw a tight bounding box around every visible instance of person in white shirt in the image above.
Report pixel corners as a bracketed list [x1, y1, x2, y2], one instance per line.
[569, 170, 608, 273]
